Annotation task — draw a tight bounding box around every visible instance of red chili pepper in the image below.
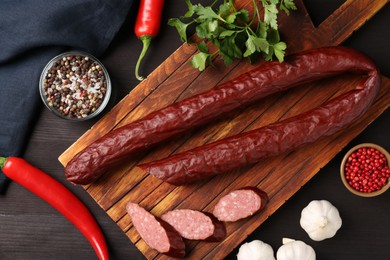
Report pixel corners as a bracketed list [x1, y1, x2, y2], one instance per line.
[134, 0, 164, 81]
[0, 156, 109, 260]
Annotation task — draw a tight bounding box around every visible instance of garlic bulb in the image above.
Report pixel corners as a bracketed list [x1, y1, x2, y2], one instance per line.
[237, 240, 275, 260]
[300, 200, 342, 241]
[276, 238, 315, 260]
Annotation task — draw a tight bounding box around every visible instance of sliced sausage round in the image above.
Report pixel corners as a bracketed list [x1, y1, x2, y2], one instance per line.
[126, 202, 185, 258]
[213, 187, 268, 222]
[161, 209, 226, 242]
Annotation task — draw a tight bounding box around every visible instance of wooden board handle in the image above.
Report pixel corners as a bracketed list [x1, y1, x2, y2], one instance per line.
[315, 0, 388, 46]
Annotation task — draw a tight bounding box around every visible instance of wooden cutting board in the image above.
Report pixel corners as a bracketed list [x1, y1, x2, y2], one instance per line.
[59, 0, 389, 259]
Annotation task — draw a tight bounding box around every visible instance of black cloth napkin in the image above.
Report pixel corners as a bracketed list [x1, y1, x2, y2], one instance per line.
[0, 0, 133, 193]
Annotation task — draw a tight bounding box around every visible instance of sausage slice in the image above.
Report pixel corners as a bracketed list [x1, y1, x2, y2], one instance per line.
[126, 202, 185, 258]
[161, 209, 226, 242]
[213, 187, 268, 222]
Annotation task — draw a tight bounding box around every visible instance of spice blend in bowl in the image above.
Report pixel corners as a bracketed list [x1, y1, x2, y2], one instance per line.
[39, 51, 111, 121]
[340, 143, 390, 197]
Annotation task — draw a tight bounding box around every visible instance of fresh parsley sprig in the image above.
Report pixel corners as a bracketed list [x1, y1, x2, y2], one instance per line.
[168, 0, 297, 71]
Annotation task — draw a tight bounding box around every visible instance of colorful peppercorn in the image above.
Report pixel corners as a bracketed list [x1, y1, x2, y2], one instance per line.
[42, 53, 108, 119]
[344, 147, 390, 193]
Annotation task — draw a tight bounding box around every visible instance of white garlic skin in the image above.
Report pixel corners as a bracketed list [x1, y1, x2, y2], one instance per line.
[276, 239, 316, 260]
[300, 200, 342, 241]
[237, 240, 276, 260]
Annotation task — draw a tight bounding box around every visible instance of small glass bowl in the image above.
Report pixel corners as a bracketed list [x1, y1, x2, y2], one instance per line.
[340, 143, 390, 197]
[39, 51, 112, 121]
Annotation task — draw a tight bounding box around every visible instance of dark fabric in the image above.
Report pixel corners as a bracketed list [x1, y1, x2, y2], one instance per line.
[0, 0, 133, 194]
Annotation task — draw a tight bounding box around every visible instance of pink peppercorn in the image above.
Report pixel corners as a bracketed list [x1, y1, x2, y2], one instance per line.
[344, 147, 390, 193]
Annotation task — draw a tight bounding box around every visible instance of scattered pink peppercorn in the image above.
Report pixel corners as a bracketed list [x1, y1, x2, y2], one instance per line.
[344, 147, 390, 193]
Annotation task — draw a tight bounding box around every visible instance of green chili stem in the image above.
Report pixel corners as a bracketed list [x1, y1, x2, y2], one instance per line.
[0, 157, 7, 168]
[135, 36, 152, 81]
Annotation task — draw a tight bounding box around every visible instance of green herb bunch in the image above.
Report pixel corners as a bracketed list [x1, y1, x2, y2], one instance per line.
[169, 0, 297, 71]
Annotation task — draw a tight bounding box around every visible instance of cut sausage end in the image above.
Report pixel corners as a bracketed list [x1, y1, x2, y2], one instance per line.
[161, 209, 226, 242]
[213, 187, 268, 222]
[126, 203, 185, 258]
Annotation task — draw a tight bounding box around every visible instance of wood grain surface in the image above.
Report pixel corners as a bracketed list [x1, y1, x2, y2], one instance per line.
[59, 0, 389, 259]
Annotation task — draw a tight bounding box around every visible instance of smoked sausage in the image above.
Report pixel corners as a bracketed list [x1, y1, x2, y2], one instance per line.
[213, 187, 268, 222]
[65, 46, 380, 185]
[161, 209, 226, 241]
[138, 47, 381, 185]
[126, 202, 185, 258]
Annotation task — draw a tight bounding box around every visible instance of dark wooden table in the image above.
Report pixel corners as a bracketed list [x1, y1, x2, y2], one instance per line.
[1, 1, 389, 259]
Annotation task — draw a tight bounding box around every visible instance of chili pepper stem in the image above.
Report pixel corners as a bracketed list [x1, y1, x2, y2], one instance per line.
[0, 156, 7, 168]
[135, 36, 152, 81]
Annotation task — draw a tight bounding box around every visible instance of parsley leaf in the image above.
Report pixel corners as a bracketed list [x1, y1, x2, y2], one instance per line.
[190, 51, 211, 71]
[194, 5, 221, 21]
[262, 1, 279, 30]
[219, 35, 242, 62]
[273, 41, 287, 62]
[168, 18, 191, 42]
[169, 0, 297, 71]
[244, 35, 269, 57]
[219, 30, 236, 38]
[183, 0, 195, 18]
[280, 0, 297, 15]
